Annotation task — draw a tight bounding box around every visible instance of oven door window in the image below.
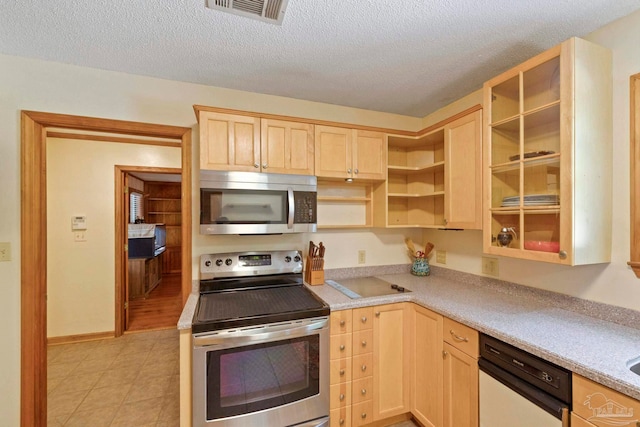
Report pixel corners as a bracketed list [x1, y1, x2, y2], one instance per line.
[201, 189, 287, 225]
[206, 335, 320, 420]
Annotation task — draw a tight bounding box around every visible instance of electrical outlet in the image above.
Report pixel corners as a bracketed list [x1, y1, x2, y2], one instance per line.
[74, 232, 87, 242]
[482, 256, 499, 277]
[0, 242, 11, 261]
[436, 250, 446, 264]
[358, 250, 366, 264]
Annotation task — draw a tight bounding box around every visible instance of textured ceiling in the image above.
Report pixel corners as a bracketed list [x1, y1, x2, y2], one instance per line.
[1, 1, 639, 117]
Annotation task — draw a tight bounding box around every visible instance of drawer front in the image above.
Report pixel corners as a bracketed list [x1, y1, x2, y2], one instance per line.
[331, 310, 352, 335]
[330, 381, 352, 409]
[443, 317, 479, 357]
[571, 413, 596, 427]
[352, 307, 374, 331]
[352, 330, 373, 356]
[572, 374, 640, 427]
[330, 358, 352, 384]
[352, 353, 373, 380]
[330, 333, 352, 360]
[352, 376, 373, 404]
[330, 406, 352, 427]
[352, 400, 373, 427]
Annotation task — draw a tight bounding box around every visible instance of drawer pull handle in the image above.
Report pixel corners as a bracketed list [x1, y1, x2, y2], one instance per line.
[339, 320, 345, 326]
[339, 419, 344, 425]
[361, 316, 367, 323]
[340, 344, 345, 351]
[361, 364, 367, 372]
[361, 388, 367, 395]
[361, 413, 367, 419]
[339, 369, 345, 376]
[450, 330, 469, 342]
[361, 340, 367, 347]
[375, 312, 380, 317]
[442, 350, 448, 358]
[339, 394, 345, 401]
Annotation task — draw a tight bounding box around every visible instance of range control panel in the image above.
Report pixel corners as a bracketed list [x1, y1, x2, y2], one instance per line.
[200, 250, 303, 280]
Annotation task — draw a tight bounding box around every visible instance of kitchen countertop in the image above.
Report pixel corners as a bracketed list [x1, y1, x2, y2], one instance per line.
[178, 266, 640, 401]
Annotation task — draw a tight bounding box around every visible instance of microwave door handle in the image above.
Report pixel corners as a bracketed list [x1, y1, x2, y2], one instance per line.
[287, 187, 294, 229]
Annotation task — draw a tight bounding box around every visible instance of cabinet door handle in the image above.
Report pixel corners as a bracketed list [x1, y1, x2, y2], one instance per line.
[339, 369, 345, 376]
[339, 320, 345, 326]
[340, 344, 345, 351]
[361, 388, 367, 395]
[361, 316, 367, 323]
[361, 364, 367, 372]
[354, 168, 359, 174]
[361, 413, 367, 419]
[361, 340, 367, 347]
[450, 330, 469, 342]
[339, 394, 345, 401]
[262, 163, 268, 169]
[347, 168, 352, 174]
[339, 419, 344, 425]
[442, 350, 448, 358]
[375, 312, 380, 317]
[253, 163, 259, 168]
[559, 250, 567, 260]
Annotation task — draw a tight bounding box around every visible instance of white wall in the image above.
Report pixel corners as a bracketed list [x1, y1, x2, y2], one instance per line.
[0, 53, 420, 424]
[423, 9, 640, 313]
[46, 138, 181, 337]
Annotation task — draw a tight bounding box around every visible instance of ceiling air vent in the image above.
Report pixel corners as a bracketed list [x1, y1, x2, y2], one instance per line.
[206, 0, 289, 25]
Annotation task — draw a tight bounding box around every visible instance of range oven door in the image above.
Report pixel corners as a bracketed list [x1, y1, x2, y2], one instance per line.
[193, 317, 329, 427]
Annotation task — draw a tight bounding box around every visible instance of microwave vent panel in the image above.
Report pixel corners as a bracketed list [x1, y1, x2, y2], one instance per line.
[206, 0, 289, 25]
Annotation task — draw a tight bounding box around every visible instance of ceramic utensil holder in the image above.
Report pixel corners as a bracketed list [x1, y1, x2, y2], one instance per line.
[411, 257, 430, 276]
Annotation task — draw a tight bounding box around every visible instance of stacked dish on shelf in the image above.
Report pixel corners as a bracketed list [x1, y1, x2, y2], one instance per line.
[501, 194, 559, 207]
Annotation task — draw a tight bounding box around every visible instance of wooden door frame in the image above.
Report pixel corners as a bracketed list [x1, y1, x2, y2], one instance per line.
[629, 73, 640, 277]
[21, 110, 192, 426]
[115, 166, 183, 334]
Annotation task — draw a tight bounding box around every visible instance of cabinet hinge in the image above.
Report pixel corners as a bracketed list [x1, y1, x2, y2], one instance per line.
[124, 244, 128, 252]
[124, 302, 129, 310]
[124, 186, 129, 194]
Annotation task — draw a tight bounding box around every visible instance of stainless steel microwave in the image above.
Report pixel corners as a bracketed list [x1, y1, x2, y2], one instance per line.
[199, 170, 317, 235]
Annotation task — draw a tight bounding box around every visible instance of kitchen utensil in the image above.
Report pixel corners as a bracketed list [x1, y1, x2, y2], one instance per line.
[405, 237, 416, 257]
[424, 242, 435, 258]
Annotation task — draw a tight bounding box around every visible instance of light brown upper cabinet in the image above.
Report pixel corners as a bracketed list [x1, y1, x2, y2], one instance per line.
[483, 37, 612, 265]
[315, 126, 387, 180]
[199, 111, 314, 175]
[382, 109, 482, 229]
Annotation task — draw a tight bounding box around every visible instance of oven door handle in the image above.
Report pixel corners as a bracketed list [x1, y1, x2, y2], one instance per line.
[287, 187, 294, 229]
[193, 318, 328, 348]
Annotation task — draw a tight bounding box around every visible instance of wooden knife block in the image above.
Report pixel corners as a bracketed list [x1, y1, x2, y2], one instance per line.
[305, 257, 325, 286]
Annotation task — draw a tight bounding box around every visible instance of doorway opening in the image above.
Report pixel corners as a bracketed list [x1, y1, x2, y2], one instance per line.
[21, 111, 192, 426]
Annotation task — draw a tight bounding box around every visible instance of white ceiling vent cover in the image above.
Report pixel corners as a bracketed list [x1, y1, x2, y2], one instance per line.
[206, 0, 289, 25]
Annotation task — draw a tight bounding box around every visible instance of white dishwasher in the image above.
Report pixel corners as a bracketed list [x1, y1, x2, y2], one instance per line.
[479, 334, 571, 427]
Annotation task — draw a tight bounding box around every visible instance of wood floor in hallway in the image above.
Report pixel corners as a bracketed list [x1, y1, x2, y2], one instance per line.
[127, 273, 183, 332]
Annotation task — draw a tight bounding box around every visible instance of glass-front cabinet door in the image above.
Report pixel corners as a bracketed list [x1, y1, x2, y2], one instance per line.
[483, 38, 612, 265]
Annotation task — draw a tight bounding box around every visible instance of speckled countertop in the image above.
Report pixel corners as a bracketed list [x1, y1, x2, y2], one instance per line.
[178, 265, 640, 401]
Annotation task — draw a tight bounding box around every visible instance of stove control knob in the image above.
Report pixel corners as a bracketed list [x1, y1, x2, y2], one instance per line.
[225, 258, 232, 266]
[294, 255, 301, 262]
[204, 260, 212, 267]
[215, 259, 223, 267]
[285, 256, 292, 263]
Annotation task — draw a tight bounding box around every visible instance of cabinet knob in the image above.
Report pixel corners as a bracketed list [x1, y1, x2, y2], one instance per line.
[339, 320, 345, 326]
[340, 344, 345, 351]
[361, 364, 367, 372]
[559, 250, 567, 260]
[339, 419, 344, 425]
[444, 218, 448, 225]
[262, 163, 268, 169]
[347, 168, 352, 174]
[361, 388, 367, 395]
[361, 340, 367, 347]
[253, 163, 259, 168]
[354, 168, 359, 174]
[375, 312, 380, 317]
[339, 394, 345, 401]
[339, 369, 345, 376]
[361, 413, 367, 419]
[442, 350, 448, 358]
[361, 316, 367, 323]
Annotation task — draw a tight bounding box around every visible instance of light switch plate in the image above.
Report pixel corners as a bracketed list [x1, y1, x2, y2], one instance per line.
[436, 250, 446, 264]
[482, 256, 499, 277]
[0, 242, 11, 261]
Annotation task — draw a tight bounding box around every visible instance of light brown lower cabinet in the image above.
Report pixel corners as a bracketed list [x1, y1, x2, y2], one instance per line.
[572, 373, 640, 427]
[443, 342, 478, 427]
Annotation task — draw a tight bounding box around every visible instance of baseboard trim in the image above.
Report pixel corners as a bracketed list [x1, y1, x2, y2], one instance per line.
[47, 331, 115, 345]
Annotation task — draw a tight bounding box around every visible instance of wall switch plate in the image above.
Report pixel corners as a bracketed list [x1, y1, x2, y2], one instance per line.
[436, 250, 446, 264]
[0, 242, 11, 261]
[74, 232, 87, 242]
[358, 250, 366, 264]
[482, 256, 499, 277]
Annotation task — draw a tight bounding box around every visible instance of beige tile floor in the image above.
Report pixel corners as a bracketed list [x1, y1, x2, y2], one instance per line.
[47, 328, 179, 427]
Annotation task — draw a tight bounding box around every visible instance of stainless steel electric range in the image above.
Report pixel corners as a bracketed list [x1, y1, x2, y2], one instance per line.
[192, 250, 330, 427]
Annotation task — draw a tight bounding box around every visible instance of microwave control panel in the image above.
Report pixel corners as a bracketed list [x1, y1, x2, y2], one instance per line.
[293, 192, 317, 223]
